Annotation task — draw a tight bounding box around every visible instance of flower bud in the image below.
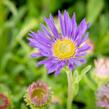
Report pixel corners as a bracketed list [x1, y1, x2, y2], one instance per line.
[24, 80, 52, 109]
[94, 58, 109, 80]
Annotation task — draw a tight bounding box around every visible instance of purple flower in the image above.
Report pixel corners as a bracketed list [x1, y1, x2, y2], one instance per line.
[28, 10, 90, 76]
[0, 93, 10, 109]
[96, 84, 109, 108]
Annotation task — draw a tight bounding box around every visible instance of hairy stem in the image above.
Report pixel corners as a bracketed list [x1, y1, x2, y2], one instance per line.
[66, 68, 73, 109]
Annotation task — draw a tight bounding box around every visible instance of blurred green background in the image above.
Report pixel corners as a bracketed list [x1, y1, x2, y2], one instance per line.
[0, 0, 109, 109]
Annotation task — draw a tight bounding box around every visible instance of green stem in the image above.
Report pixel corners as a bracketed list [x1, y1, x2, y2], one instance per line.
[66, 69, 73, 109]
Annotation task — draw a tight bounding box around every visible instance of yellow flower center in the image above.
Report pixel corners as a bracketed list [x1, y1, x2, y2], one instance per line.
[53, 38, 76, 59]
[31, 88, 46, 99]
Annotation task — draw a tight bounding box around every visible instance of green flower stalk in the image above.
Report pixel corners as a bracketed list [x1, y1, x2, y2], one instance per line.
[66, 67, 73, 109]
[65, 65, 91, 109]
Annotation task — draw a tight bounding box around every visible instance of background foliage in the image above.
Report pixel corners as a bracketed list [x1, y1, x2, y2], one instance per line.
[0, 0, 109, 109]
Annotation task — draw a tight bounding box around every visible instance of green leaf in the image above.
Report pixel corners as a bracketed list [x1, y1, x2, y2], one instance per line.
[0, 52, 12, 70]
[78, 65, 92, 82]
[3, 0, 17, 16]
[87, 0, 104, 24]
[74, 65, 92, 84]
[16, 18, 38, 41]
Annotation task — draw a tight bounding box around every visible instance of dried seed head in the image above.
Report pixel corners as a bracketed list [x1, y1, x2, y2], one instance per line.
[24, 80, 52, 108]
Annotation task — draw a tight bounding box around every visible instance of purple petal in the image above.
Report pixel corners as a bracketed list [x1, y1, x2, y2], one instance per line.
[30, 31, 52, 46]
[78, 44, 91, 52]
[55, 68, 61, 76]
[87, 23, 91, 29]
[71, 13, 77, 38]
[55, 61, 66, 76]
[79, 32, 89, 45]
[64, 10, 70, 37]
[45, 58, 58, 66]
[69, 58, 80, 66]
[28, 35, 53, 56]
[47, 63, 58, 74]
[70, 58, 86, 67]
[50, 14, 55, 24]
[74, 18, 87, 41]
[41, 24, 55, 40]
[36, 60, 47, 67]
[44, 17, 59, 39]
[29, 40, 50, 54]
[77, 58, 86, 64]
[37, 31, 52, 45]
[31, 53, 43, 58]
[68, 62, 75, 71]
[45, 58, 59, 69]
[36, 58, 53, 67]
[74, 61, 81, 66]
[75, 52, 86, 57]
[68, 19, 72, 37]
[58, 10, 65, 36]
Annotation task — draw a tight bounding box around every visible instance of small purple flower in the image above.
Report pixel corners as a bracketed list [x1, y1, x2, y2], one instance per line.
[96, 84, 109, 108]
[24, 80, 51, 108]
[0, 93, 10, 109]
[28, 10, 90, 76]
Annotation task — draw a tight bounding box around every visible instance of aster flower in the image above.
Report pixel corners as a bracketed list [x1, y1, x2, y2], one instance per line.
[0, 93, 10, 109]
[28, 10, 90, 76]
[96, 84, 109, 108]
[24, 80, 52, 108]
[94, 58, 109, 79]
